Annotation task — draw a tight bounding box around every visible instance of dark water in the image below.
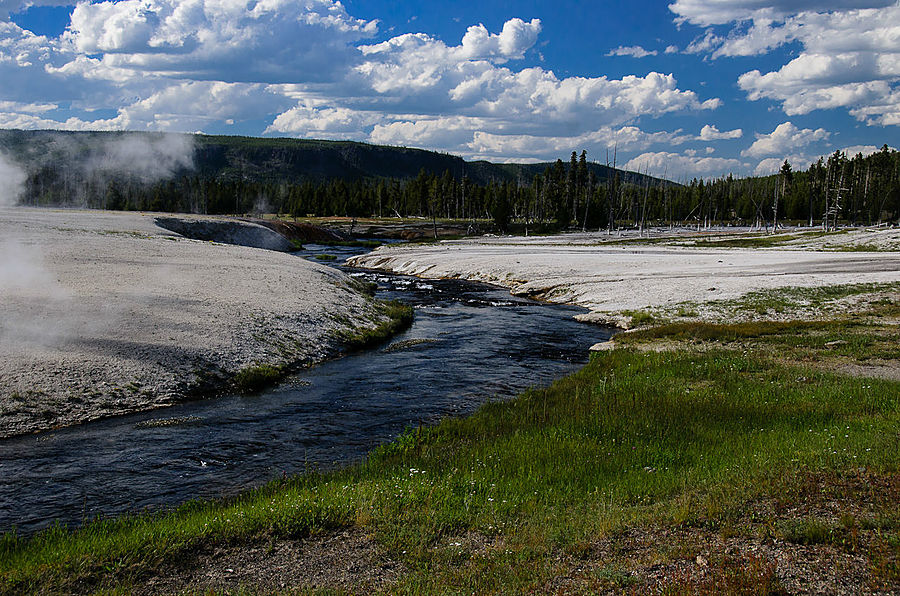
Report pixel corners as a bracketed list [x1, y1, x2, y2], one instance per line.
[0, 245, 613, 535]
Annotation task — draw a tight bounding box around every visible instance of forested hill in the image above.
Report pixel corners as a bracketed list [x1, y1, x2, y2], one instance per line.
[0, 129, 657, 188]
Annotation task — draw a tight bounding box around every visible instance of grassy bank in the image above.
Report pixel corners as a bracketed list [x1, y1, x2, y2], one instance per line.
[1, 302, 897, 593]
[229, 299, 413, 395]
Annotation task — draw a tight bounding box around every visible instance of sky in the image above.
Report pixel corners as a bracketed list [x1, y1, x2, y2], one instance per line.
[1, 0, 898, 179]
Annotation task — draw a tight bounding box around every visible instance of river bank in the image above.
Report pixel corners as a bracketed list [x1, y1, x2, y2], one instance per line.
[2, 293, 896, 594]
[348, 228, 900, 327]
[0, 207, 393, 438]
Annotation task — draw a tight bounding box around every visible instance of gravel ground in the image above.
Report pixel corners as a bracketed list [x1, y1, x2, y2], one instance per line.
[348, 230, 900, 327]
[0, 207, 386, 438]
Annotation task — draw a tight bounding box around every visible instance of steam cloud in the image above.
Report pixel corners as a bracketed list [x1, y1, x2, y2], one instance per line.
[0, 133, 194, 349]
[0, 238, 76, 348]
[0, 152, 26, 208]
[83, 134, 195, 184]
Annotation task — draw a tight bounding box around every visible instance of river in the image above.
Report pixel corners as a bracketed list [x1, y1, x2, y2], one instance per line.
[0, 245, 613, 535]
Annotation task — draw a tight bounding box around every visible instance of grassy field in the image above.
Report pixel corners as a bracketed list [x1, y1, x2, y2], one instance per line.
[1, 298, 897, 594]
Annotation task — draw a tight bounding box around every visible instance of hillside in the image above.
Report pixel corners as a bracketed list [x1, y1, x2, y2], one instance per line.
[0, 129, 662, 189]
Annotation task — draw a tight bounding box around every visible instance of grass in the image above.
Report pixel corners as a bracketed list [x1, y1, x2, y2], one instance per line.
[232, 364, 284, 394]
[1, 307, 897, 593]
[621, 309, 660, 327]
[340, 300, 414, 351]
[229, 299, 412, 395]
[658, 281, 900, 324]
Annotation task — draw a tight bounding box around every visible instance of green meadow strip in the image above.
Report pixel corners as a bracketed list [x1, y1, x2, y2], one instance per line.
[1, 321, 897, 593]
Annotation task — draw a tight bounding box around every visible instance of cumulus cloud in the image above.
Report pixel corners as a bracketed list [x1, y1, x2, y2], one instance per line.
[624, 151, 745, 179]
[673, 1, 900, 127]
[753, 153, 813, 175]
[114, 81, 291, 131]
[0, 3, 722, 162]
[64, 0, 378, 83]
[741, 121, 829, 158]
[839, 144, 896, 157]
[270, 102, 389, 138]
[698, 124, 743, 140]
[669, 0, 895, 26]
[466, 126, 693, 161]
[606, 45, 657, 58]
[459, 18, 541, 61]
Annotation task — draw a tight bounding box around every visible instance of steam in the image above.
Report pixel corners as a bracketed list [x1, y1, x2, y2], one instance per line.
[0, 152, 26, 208]
[0, 238, 75, 348]
[83, 134, 195, 184]
[0, 132, 196, 347]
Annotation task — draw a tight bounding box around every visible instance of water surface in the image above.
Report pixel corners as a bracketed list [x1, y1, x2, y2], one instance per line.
[0, 247, 612, 535]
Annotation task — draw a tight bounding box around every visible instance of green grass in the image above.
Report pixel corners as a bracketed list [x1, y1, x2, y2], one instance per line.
[2, 315, 897, 593]
[229, 299, 412, 395]
[698, 281, 900, 320]
[340, 300, 414, 351]
[621, 309, 660, 327]
[232, 364, 284, 394]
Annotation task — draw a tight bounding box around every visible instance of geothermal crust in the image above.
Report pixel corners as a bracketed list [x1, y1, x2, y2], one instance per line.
[348, 230, 900, 326]
[0, 208, 385, 438]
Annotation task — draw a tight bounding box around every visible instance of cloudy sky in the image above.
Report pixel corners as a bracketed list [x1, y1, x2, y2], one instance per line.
[1, 0, 898, 178]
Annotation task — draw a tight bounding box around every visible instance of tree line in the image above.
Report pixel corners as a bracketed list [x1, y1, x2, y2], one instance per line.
[18, 145, 900, 231]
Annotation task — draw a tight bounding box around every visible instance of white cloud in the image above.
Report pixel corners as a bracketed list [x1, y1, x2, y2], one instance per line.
[0, 6, 722, 162]
[345, 26, 720, 152]
[675, 2, 900, 127]
[370, 116, 490, 150]
[0, 99, 55, 113]
[712, 18, 792, 57]
[466, 126, 692, 161]
[669, 0, 895, 26]
[113, 81, 292, 130]
[753, 153, 812, 175]
[665, 45, 679, 54]
[698, 124, 743, 140]
[838, 144, 897, 157]
[0, 0, 69, 19]
[269, 102, 389, 138]
[685, 29, 723, 54]
[624, 151, 745, 178]
[64, 0, 378, 84]
[741, 121, 829, 158]
[606, 45, 657, 58]
[459, 18, 541, 61]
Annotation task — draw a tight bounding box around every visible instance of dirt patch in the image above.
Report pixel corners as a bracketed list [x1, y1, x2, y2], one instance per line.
[835, 363, 900, 381]
[547, 472, 899, 594]
[138, 528, 403, 595]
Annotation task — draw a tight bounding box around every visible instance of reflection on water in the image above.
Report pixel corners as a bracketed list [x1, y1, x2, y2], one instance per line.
[0, 245, 612, 535]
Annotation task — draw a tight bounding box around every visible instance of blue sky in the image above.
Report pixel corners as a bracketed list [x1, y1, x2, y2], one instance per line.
[1, 0, 898, 178]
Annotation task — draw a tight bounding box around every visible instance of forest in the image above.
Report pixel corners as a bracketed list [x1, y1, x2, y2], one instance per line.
[5, 129, 899, 232]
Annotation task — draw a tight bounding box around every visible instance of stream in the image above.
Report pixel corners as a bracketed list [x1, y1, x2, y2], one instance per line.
[0, 245, 613, 536]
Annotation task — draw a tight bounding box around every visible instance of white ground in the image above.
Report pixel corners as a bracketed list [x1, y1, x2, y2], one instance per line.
[0, 207, 385, 438]
[348, 229, 900, 327]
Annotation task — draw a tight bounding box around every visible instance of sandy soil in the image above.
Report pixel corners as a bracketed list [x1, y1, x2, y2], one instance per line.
[348, 231, 900, 327]
[0, 207, 386, 438]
